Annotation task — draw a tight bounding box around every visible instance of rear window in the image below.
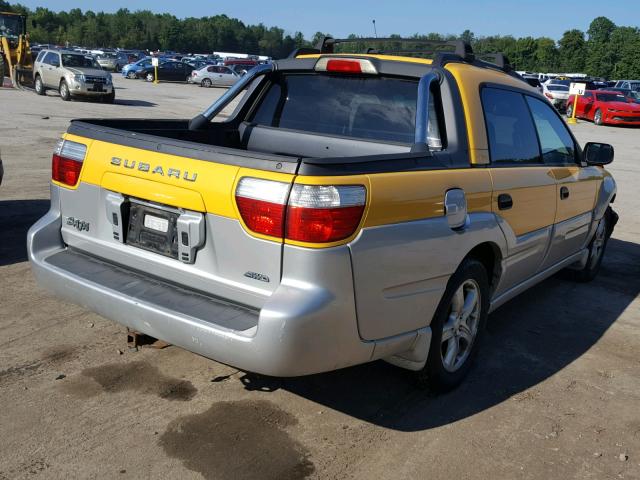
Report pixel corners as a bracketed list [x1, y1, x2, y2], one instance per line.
[548, 85, 569, 92]
[251, 74, 419, 144]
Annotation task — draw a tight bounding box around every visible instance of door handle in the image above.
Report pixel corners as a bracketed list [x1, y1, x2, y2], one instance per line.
[497, 193, 513, 210]
[560, 186, 570, 200]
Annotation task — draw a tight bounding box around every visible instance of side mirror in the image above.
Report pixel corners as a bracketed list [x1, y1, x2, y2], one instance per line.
[584, 142, 614, 166]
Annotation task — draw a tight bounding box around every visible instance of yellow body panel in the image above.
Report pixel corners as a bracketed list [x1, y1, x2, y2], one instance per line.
[490, 167, 557, 236]
[551, 166, 601, 222]
[443, 63, 539, 165]
[69, 134, 295, 219]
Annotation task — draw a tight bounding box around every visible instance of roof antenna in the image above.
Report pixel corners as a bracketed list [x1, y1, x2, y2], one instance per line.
[372, 19, 377, 38]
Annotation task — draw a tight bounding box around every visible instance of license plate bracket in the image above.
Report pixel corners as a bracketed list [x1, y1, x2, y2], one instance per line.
[126, 202, 179, 259]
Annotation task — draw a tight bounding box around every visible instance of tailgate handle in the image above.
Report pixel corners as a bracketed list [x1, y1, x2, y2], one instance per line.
[444, 189, 467, 230]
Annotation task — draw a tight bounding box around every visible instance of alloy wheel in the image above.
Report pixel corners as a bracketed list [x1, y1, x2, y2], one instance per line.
[440, 279, 482, 372]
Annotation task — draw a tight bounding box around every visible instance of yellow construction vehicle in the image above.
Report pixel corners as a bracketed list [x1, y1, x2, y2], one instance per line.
[0, 11, 33, 88]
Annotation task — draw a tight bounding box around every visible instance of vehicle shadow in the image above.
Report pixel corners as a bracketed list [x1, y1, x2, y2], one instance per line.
[0, 199, 50, 266]
[239, 237, 640, 432]
[113, 99, 157, 107]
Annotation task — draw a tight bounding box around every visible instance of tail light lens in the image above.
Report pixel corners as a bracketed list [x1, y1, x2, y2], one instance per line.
[52, 139, 87, 187]
[236, 177, 289, 237]
[235, 178, 366, 243]
[544, 92, 554, 99]
[286, 185, 366, 242]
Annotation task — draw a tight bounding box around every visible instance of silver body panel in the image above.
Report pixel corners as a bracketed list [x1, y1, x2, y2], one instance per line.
[28, 167, 616, 375]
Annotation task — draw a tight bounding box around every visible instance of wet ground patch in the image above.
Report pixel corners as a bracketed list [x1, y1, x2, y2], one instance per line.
[61, 360, 197, 401]
[159, 399, 315, 480]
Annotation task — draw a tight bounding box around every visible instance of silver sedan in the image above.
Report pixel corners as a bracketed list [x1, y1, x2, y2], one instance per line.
[189, 65, 240, 88]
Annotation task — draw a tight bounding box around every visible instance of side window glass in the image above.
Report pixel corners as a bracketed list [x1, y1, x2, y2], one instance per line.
[481, 87, 540, 164]
[36, 51, 45, 63]
[43, 52, 56, 65]
[525, 96, 576, 165]
[51, 54, 60, 67]
[207, 66, 215, 72]
[427, 87, 444, 150]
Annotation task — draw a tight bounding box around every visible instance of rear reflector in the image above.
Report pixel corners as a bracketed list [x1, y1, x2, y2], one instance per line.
[235, 178, 367, 244]
[315, 57, 378, 75]
[52, 139, 87, 187]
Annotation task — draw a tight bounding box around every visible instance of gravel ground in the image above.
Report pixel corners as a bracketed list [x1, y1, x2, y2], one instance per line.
[0, 77, 639, 480]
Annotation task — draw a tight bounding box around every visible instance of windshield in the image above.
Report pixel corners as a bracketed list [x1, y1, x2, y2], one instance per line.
[0, 15, 23, 37]
[548, 85, 569, 92]
[596, 93, 627, 102]
[549, 80, 571, 86]
[61, 54, 101, 69]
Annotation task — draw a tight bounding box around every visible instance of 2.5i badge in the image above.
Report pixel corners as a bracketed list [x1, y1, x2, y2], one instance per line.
[66, 217, 90, 232]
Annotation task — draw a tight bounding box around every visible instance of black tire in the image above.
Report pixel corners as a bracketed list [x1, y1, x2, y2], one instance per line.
[594, 108, 603, 126]
[59, 80, 71, 101]
[145, 73, 154, 82]
[102, 91, 115, 104]
[127, 71, 137, 79]
[569, 208, 615, 282]
[417, 258, 490, 391]
[34, 75, 46, 95]
[566, 104, 573, 118]
[201, 78, 212, 88]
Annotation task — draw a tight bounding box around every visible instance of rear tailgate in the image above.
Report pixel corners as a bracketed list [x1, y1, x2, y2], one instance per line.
[56, 132, 297, 310]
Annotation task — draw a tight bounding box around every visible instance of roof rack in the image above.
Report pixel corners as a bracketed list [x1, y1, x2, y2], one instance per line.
[307, 36, 515, 76]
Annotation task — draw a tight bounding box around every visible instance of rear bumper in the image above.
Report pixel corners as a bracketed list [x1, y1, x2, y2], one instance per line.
[27, 190, 425, 376]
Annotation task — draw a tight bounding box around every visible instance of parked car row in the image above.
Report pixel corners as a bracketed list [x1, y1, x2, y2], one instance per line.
[567, 90, 640, 126]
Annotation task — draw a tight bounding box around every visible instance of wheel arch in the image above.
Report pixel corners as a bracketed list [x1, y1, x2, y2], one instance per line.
[463, 241, 503, 295]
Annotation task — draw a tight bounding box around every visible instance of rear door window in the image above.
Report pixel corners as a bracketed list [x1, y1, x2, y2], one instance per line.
[251, 74, 419, 144]
[481, 87, 540, 164]
[525, 96, 576, 165]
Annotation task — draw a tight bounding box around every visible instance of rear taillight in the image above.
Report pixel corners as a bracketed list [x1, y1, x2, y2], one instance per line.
[315, 57, 378, 75]
[235, 178, 366, 244]
[286, 184, 366, 242]
[52, 139, 87, 187]
[236, 177, 289, 237]
[545, 92, 554, 100]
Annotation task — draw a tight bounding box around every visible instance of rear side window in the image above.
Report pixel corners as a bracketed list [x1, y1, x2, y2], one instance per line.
[525, 97, 575, 165]
[251, 74, 419, 144]
[43, 52, 59, 67]
[482, 87, 540, 164]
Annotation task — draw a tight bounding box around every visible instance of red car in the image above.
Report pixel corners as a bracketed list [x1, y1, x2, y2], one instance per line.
[567, 90, 640, 126]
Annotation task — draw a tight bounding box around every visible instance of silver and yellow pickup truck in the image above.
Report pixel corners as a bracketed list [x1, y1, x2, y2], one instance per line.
[28, 38, 617, 389]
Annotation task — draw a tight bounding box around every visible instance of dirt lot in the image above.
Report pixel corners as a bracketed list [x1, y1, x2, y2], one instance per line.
[1, 77, 639, 480]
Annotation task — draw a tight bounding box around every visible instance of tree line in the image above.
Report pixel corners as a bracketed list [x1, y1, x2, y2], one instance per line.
[2, 1, 639, 79]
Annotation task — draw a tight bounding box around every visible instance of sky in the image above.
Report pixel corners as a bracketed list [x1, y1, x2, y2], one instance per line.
[16, 0, 639, 40]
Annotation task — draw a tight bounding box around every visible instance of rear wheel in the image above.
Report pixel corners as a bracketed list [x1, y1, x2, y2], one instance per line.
[145, 73, 154, 82]
[34, 75, 46, 95]
[417, 258, 489, 391]
[201, 78, 212, 88]
[594, 108, 603, 125]
[59, 80, 71, 101]
[569, 209, 613, 282]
